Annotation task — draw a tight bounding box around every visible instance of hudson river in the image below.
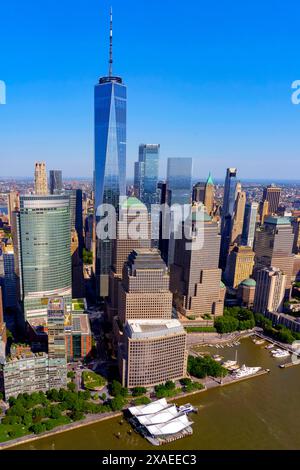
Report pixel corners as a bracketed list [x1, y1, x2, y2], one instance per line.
[12, 338, 300, 450]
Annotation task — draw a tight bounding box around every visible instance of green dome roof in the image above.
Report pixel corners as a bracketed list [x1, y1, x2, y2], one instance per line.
[206, 172, 214, 186]
[220, 281, 226, 289]
[121, 197, 146, 210]
[240, 278, 256, 288]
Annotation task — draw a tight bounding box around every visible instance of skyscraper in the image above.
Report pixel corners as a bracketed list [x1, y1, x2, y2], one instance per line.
[262, 184, 281, 215]
[170, 207, 225, 318]
[254, 267, 286, 314]
[230, 184, 246, 246]
[224, 245, 255, 288]
[94, 9, 127, 297]
[204, 173, 215, 216]
[166, 158, 193, 206]
[166, 158, 193, 265]
[0, 286, 6, 355]
[254, 216, 295, 292]
[219, 168, 238, 270]
[17, 195, 72, 326]
[34, 162, 48, 195]
[134, 144, 160, 209]
[242, 202, 259, 248]
[49, 170, 63, 195]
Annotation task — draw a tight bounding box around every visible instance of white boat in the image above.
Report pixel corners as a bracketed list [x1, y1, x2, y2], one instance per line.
[213, 355, 223, 362]
[266, 344, 275, 350]
[272, 349, 290, 358]
[178, 404, 197, 414]
[232, 364, 262, 378]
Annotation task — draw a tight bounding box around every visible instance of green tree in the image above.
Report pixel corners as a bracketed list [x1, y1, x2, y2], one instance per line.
[132, 387, 147, 397]
[110, 396, 126, 411]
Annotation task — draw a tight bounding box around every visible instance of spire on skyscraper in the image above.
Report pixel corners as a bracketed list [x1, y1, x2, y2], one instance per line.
[109, 7, 113, 77]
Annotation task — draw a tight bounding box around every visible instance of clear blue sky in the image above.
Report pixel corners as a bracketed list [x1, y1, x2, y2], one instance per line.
[0, 0, 300, 180]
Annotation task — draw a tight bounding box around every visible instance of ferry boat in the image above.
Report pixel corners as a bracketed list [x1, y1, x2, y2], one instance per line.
[232, 364, 262, 378]
[177, 404, 198, 414]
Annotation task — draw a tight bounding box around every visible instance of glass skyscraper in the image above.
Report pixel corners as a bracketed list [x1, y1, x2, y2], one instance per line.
[242, 202, 259, 248]
[94, 10, 127, 297]
[167, 158, 193, 205]
[220, 168, 238, 270]
[134, 144, 160, 209]
[17, 195, 72, 326]
[49, 170, 63, 195]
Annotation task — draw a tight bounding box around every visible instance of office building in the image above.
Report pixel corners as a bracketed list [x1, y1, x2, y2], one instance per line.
[34, 162, 48, 195]
[47, 297, 66, 359]
[242, 202, 259, 248]
[0, 245, 17, 310]
[230, 184, 246, 245]
[166, 158, 192, 206]
[49, 170, 63, 194]
[292, 216, 300, 254]
[254, 267, 286, 314]
[220, 168, 238, 270]
[237, 278, 256, 309]
[0, 286, 6, 356]
[262, 184, 281, 215]
[119, 319, 187, 388]
[224, 245, 255, 288]
[17, 195, 72, 326]
[94, 10, 127, 297]
[65, 299, 92, 361]
[204, 173, 215, 216]
[118, 249, 173, 324]
[170, 206, 225, 318]
[7, 191, 19, 227]
[192, 182, 205, 204]
[254, 216, 295, 291]
[134, 144, 160, 208]
[259, 200, 269, 224]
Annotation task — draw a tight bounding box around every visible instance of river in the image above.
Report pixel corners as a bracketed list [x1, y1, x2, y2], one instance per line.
[11, 338, 300, 450]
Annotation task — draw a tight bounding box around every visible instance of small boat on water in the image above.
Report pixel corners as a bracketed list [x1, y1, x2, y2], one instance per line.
[232, 364, 262, 379]
[178, 404, 198, 414]
[266, 344, 275, 350]
[271, 349, 290, 358]
[213, 354, 223, 362]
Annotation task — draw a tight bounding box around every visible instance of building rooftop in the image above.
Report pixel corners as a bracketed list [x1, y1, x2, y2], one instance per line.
[127, 248, 167, 273]
[121, 197, 147, 211]
[264, 216, 292, 226]
[125, 319, 185, 339]
[240, 278, 256, 287]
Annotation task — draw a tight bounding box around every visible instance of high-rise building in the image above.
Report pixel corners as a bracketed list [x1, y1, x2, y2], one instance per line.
[254, 267, 286, 314]
[134, 144, 160, 209]
[166, 158, 192, 206]
[254, 216, 295, 292]
[192, 182, 205, 204]
[108, 197, 151, 320]
[7, 191, 19, 226]
[49, 170, 63, 195]
[94, 10, 127, 297]
[242, 202, 259, 248]
[292, 215, 300, 254]
[47, 297, 66, 359]
[34, 162, 48, 195]
[119, 319, 187, 388]
[0, 286, 6, 356]
[118, 249, 173, 324]
[259, 200, 269, 224]
[262, 184, 281, 215]
[170, 206, 225, 318]
[17, 195, 72, 326]
[219, 168, 238, 270]
[0, 245, 17, 310]
[204, 173, 215, 216]
[65, 189, 84, 298]
[166, 158, 193, 265]
[230, 185, 246, 245]
[224, 245, 255, 288]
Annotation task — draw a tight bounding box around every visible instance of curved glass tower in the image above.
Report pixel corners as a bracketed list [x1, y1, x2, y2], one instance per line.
[94, 9, 127, 297]
[17, 195, 72, 326]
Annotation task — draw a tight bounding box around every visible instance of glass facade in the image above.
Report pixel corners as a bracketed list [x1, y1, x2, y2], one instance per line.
[167, 158, 193, 205]
[94, 76, 127, 297]
[136, 144, 160, 208]
[17, 195, 72, 324]
[49, 170, 63, 195]
[242, 202, 259, 248]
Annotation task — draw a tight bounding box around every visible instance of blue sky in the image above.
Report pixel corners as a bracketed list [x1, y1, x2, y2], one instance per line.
[0, 0, 300, 180]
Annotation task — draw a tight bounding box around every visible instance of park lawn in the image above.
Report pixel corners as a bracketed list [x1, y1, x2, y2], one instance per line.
[185, 327, 217, 333]
[82, 371, 107, 391]
[0, 423, 29, 443]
